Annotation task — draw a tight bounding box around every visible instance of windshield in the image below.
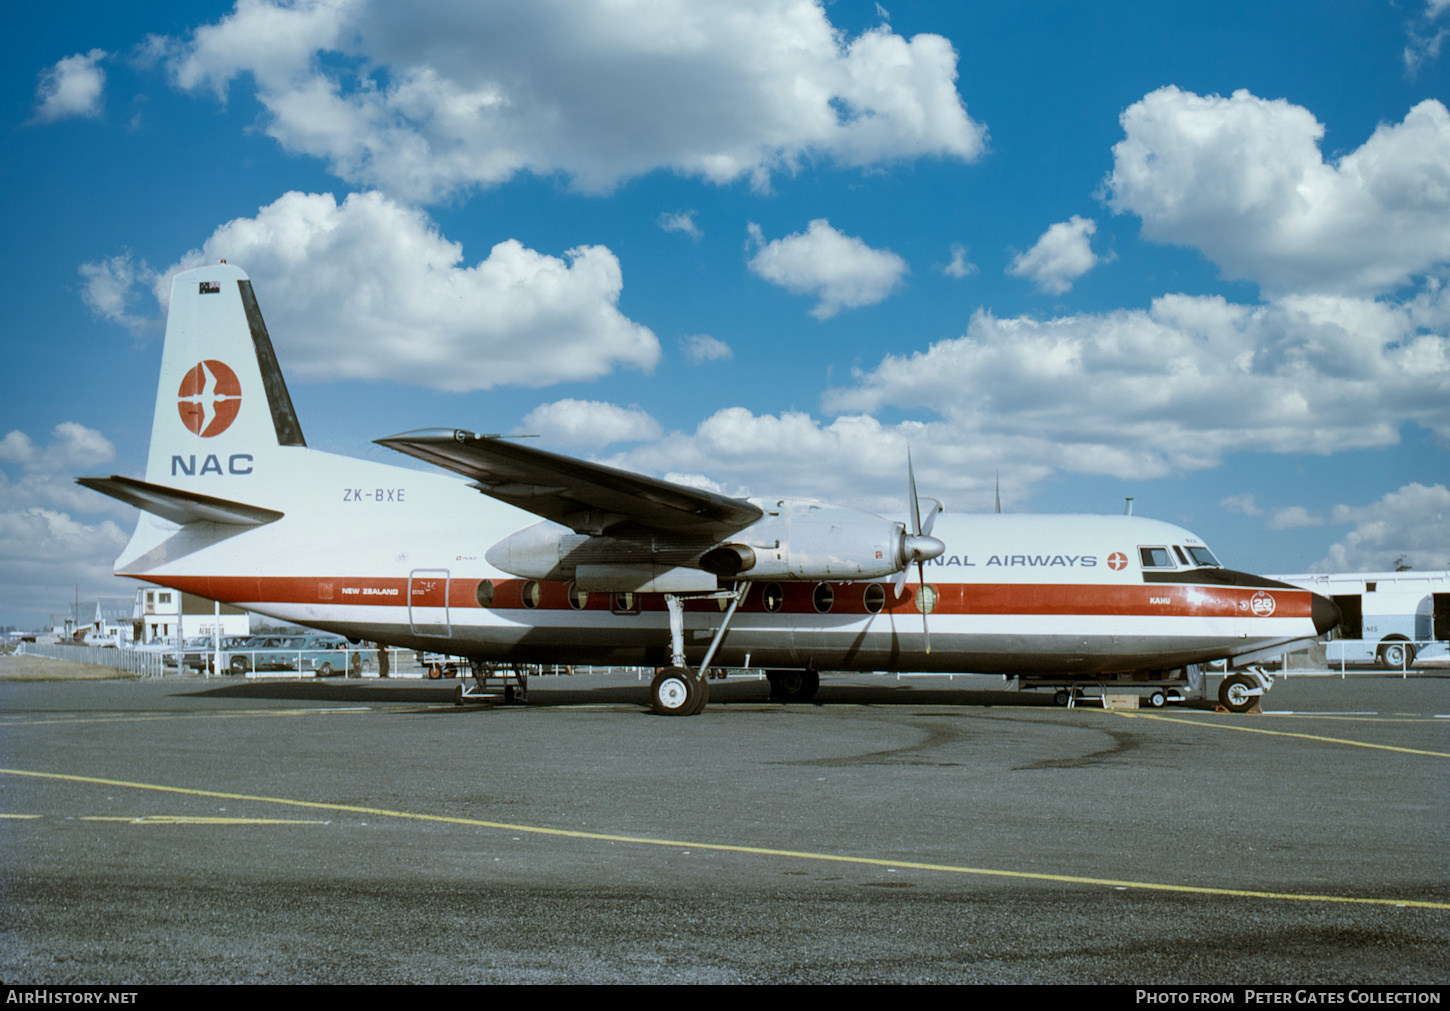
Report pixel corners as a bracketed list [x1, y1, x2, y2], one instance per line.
[1184, 546, 1220, 567]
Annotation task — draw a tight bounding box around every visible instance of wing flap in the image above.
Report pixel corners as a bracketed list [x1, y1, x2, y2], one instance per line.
[376, 428, 762, 537]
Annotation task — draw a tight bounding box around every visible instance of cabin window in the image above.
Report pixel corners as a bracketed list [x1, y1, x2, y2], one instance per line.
[863, 583, 886, 614]
[520, 580, 541, 609]
[762, 583, 784, 613]
[475, 580, 495, 608]
[1138, 547, 1175, 568]
[812, 583, 834, 613]
[915, 584, 939, 614]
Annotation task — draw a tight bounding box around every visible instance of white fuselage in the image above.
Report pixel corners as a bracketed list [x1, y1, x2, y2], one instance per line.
[123, 448, 1324, 676]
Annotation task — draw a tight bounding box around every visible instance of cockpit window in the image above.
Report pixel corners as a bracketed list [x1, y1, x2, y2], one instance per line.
[1173, 546, 1189, 565]
[1139, 546, 1175, 568]
[1185, 546, 1220, 567]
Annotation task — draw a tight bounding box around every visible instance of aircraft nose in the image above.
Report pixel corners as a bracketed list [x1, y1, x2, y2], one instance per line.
[1311, 593, 1341, 636]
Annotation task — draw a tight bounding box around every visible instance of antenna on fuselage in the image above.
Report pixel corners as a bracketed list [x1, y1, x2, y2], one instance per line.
[995, 472, 1001, 514]
[1124, 497, 1134, 516]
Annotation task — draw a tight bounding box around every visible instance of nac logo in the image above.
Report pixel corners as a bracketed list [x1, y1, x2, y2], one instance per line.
[178, 360, 241, 437]
[1250, 590, 1277, 617]
[1107, 552, 1128, 571]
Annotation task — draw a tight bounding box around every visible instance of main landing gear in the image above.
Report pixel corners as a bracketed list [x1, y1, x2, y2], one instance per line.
[650, 585, 748, 716]
[766, 669, 819, 703]
[1217, 667, 1271, 714]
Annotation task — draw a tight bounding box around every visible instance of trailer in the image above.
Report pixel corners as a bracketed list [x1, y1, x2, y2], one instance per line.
[1268, 570, 1450, 670]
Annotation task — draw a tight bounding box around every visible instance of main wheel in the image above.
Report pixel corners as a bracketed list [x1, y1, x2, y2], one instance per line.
[650, 667, 702, 715]
[769, 669, 819, 703]
[427, 664, 442, 680]
[1377, 638, 1416, 670]
[1219, 674, 1258, 713]
[1147, 690, 1166, 708]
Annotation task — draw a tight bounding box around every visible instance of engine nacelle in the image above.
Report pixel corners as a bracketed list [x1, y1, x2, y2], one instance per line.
[485, 499, 943, 585]
[709, 499, 942, 581]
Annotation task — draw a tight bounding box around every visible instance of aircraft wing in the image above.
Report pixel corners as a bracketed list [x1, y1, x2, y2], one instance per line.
[376, 428, 763, 538]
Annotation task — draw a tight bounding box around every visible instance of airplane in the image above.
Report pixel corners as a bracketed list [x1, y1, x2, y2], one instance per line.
[80, 263, 1341, 715]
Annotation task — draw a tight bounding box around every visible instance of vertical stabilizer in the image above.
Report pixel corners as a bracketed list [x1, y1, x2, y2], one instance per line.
[144, 264, 305, 490]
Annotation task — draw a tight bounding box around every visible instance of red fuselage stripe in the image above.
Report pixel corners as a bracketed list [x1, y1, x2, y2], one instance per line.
[145, 575, 1313, 619]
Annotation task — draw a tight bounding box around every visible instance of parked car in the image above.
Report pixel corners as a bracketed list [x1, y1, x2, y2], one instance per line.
[288, 634, 362, 677]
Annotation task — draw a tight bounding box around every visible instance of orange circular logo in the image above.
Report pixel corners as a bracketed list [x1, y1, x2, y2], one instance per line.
[177, 360, 242, 437]
[1107, 552, 1128, 571]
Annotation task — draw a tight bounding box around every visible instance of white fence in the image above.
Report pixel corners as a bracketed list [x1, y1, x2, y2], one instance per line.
[18, 642, 167, 677]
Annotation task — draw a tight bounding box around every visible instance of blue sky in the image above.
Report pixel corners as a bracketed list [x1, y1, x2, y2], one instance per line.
[3, 0, 1448, 628]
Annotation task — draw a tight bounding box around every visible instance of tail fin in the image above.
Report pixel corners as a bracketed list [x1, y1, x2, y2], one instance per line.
[88, 264, 309, 574]
[143, 263, 305, 488]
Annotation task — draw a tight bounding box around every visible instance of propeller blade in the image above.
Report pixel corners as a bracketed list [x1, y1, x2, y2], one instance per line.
[917, 559, 930, 654]
[919, 497, 942, 538]
[907, 447, 922, 536]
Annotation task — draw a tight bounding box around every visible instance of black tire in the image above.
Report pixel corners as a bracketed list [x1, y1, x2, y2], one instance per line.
[1377, 638, 1416, 671]
[229, 656, 250, 674]
[770, 668, 819, 703]
[1219, 674, 1258, 713]
[503, 684, 517, 705]
[316, 662, 334, 677]
[1053, 689, 1071, 707]
[1147, 690, 1166, 708]
[650, 667, 701, 716]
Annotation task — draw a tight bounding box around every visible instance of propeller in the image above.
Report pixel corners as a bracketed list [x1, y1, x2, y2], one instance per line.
[894, 449, 944, 652]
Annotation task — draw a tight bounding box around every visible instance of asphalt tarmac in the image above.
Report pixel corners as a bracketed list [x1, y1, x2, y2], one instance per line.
[1, 669, 1446, 984]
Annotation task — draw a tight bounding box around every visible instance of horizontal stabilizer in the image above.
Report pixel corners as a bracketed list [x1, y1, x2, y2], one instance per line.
[377, 428, 762, 537]
[77, 476, 284, 527]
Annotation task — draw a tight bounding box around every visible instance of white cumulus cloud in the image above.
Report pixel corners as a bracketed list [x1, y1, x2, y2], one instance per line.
[1106, 87, 1450, 297]
[85, 190, 659, 392]
[823, 291, 1450, 480]
[942, 243, 977, 279]
[606, 408, 1040, 516]
[682, 334, 733, 364]
[519, 400, 662, 448]
[658, 211, 702, 241]
[747, 219, 908, 319]
[0, 424, 135, 627]
[1312, 483, 1450, 572]
[162, 0, 985, 201]
[1006, 216, 1103, 295]
[31, 50, 107, 123]
[79, 253, 160, 336]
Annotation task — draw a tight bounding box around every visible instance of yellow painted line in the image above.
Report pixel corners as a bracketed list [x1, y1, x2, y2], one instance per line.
[0, 813, 42, 819]
[3, 766, 1444, 911]
[1116, 712, 1450, 758]
[80, 815, 327, 825]
[0, 707, 371, 728]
